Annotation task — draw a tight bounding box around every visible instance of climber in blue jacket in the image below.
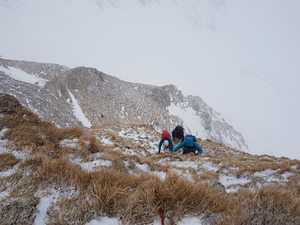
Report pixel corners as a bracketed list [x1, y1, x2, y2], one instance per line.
[171, 135, 203, 155]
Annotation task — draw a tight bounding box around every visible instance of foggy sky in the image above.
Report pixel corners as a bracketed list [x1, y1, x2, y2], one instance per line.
[1, 0, 300, 159]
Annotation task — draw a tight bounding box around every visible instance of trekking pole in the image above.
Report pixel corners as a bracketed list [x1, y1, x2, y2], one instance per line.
[159, 207, 165, 225]
[160, 155, 170, 225]
[158, 155, 169, 225]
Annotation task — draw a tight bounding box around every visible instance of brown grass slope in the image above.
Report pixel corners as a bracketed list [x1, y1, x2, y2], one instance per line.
[0, 93, 299, 225]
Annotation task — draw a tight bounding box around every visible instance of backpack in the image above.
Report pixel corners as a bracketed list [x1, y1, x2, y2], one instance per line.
[175, 126, 184, 137]
[175, 126, 184, 132]
[162, 130, 170, 139]
[184, 136, 194, 147]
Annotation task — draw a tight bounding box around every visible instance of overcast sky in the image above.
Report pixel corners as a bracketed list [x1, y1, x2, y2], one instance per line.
[1, 0, 300, 159]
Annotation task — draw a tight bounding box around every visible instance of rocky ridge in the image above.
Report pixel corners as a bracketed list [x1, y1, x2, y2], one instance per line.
[0, 58, 248, 151]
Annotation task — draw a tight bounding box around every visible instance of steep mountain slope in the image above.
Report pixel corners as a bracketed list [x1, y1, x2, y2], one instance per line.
[0, 94, 299, 225]
[0, 58, 247, 151]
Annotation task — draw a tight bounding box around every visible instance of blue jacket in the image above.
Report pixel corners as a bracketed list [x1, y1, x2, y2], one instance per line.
[158, 137, 174, 153]
[171, 137, 203, 155]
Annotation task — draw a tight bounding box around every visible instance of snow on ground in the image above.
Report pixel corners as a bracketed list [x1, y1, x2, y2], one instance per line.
[0, 66, 48, 87]
[85, 215, 205, 225]
[59, 138, 79, 148]
[0, 189, 10, 200]
[0, 165, 19, 179]
[33, 187, 79, 225]
[200, 161, 220, 172]
[169, 160, 198, 170]
[135, 162, 151, 172]
[219, 174, 251, 193]
[99, 137, 113, 145]
[67, 89, 92, 128]
[33, 196, 52, 225]
[85, 218, 122, 225]
[0, 128, 35, 162]
[72, 156, 112, 172]
[117, 127, 148, 140]
[0, 124, 296, 225]
[175, 216, 205, 225]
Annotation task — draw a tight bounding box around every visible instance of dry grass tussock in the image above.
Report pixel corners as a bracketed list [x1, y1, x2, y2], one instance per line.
[0, 98, 83, 155]
[123, 173, 227, 224]
[201, 139, 299, 174]
[0, 152, 21, 171]
[221, 185, 300, 225]
[1, 94, 300, 224]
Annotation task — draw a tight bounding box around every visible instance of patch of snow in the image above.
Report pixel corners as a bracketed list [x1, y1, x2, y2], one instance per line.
[151, 214, 205, 225]
[60, 138, 79, 148]
[85, 217, 122, 225]
[251, 169, 294, 183]
[70, 157, 112, 172]
[33, 196, 51, 225]
[177, 215, 204, 225]
[169, 160, 198, 170]
[199, 161, 220, 172]
[159, 147, 171, 154]
[0, 66, 48, 87]
[135, 162, 150, 172]
[80, 159, 112, 171]
[0, 128, 8, 137]
[33, 187, 79, 225]
[221, 166, 239, 173]
[0, 136, 28, 160]
[219, 174, 250, 193]
[100, 137, 113, 145]
[253, 169, 277, 182]
[152, 171, 167, 180]
[281, 171, 293, 181]
[67, 89, 92, 128]
[167, 103, 207, 138]
[13, 150, 28, 159]
[0, 166, 18, 178]
[0, 190, 10, 200]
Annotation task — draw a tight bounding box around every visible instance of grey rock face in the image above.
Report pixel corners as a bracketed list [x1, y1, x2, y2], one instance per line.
[0, 58, 248, 151]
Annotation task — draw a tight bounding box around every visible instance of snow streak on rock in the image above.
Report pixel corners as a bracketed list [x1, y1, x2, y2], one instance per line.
[0, 66, 48, 87]
[68, 89, 92, 128]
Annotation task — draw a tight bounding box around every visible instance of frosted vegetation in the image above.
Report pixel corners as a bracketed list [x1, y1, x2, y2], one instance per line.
[0, 94, 299, 225]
